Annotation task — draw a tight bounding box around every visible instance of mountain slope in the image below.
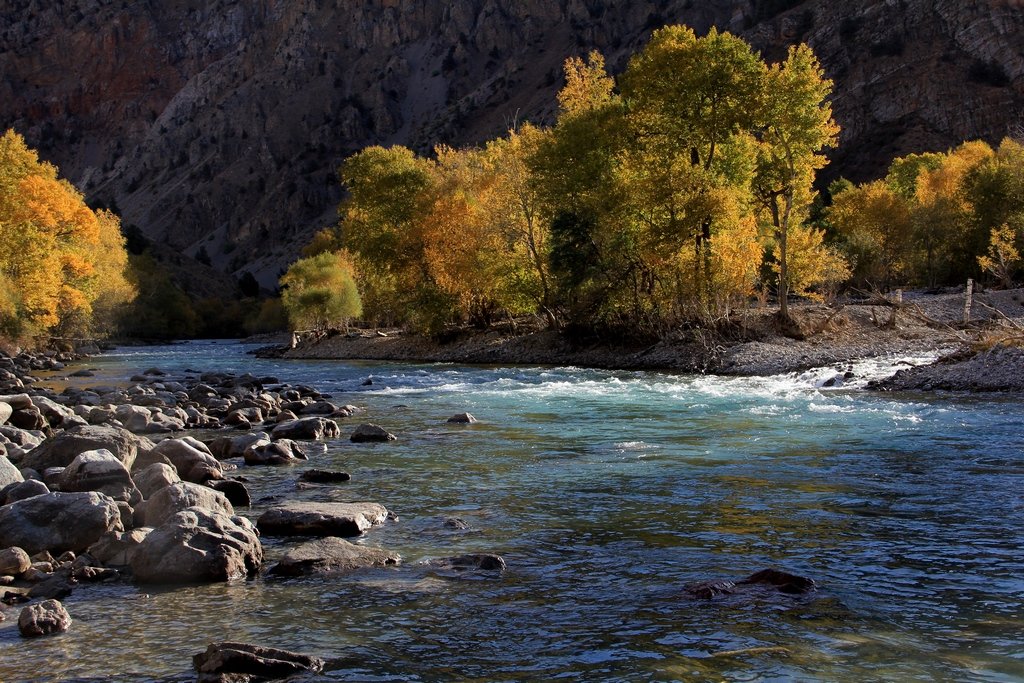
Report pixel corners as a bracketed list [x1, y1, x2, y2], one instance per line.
[1, 0, 1021, 286]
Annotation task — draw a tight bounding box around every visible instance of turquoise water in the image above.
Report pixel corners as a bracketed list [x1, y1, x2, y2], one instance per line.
[1, 342, 1022, 681]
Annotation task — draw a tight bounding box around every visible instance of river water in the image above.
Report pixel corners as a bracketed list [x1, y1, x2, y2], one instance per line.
[1, 342, 1022, 682]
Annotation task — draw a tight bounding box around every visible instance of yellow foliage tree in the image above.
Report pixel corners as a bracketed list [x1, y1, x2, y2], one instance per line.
[977, 224, 1020, 288]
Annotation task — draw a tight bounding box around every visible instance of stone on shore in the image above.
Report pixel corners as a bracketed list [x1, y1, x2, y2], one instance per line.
[270, 417, 340, 441]
[131, 508, 262, 583]
[1, 480, 49, 504]
[21, 425, 140, 472]
[193, 642, 324, 681]
[0, 492, 122, 555]
[150, 437, 223, 483]
[141, 482, 235, 527]
[269, 537, 400, 576]
[0, 547, 31, 576]
[0, 401, 12, 425]
[243, 438, 307, 465]
[206, 432, 269, 460]
[134, 463, 181, 499]
[87, 528, 151, 567]
[207, 479, 251, 507]
[0, 455, 23, 488]
[350, 423, 396, 443]
[58, 449, 141, 504]
[257, 501, 389, 537]
[18, 599, 71, 637]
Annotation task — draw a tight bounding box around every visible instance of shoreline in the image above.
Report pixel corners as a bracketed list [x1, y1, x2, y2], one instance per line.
[257, 288, 1024, 392]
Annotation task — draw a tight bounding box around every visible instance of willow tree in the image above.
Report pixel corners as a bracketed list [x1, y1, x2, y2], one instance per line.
[752, 44, 841, 317]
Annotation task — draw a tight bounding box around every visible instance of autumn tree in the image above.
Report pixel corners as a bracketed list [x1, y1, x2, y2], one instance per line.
[280, 251, 362, 332]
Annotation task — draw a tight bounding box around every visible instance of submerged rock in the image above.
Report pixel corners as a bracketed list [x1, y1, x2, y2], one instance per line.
[257, 501, 389, 537]
[193, 642, 324, 681]
[299, 469, 351, 483]
[271, 417, 340, 441]
[446, 412, 478, 424]
[349, 423, 396, 443]
[686, 568, 816, 599]
[424, 553, 507, 573]
[269, 537, 400, 576]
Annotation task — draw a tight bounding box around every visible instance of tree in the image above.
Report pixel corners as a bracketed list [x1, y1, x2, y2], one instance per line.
[753, 44, 841, 318]
[978, 224, 1020, 288]
[828, 180, 913, 289]
[280, 251, 362, 332]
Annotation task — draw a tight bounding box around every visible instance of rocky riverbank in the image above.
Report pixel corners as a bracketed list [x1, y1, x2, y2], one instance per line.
[263, 288, 1024, 390]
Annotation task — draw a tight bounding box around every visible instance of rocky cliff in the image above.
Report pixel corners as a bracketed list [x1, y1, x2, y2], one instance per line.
[1, 0, 1022, 287]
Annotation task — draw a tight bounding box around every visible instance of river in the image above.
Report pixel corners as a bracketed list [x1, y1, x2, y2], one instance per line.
[1, 341, 1022, 682]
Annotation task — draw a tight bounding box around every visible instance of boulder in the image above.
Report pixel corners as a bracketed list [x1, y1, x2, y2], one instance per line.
[0, 455, 23, 488]
[269, 537, 399, 576]
[142, 482, 234, 527]
[424, 553, 507, 573]
[58, 449, 141, 504]
[0, 547, 30, 575]
[0, 401, 11, 425]
[193, 642, 324, 681]
[30, 396, 76, 427]
[446, 412, 478, 424]
[206, 480, 251, 507]
[0, 492, 122, 555]
[206, 432, 269, 460]
[87, 528, 151, 567]
[0, 394, 32, 410]
[739, 568, 816, 594]
[18, 599, 71, 637]
[130, 508, 262, 583]
[270, 417, 340, 441]
[134, 463, 180, 499]
[150, 438, 222, 483]
[350, 423, 397, 443]
[9, 407, 46, 431]
[243, 439, 307, 466]
[21, 425, 140, 472]
[257, 502, 389, 537]
[299, 469, 351, 484]
[2, 479, 48, 504]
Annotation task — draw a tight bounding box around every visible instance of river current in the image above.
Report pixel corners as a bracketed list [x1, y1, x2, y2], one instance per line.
[1, 342, 1022, 682]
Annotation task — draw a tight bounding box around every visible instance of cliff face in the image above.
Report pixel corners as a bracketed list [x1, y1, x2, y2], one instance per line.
[1, 0, 1022, 286]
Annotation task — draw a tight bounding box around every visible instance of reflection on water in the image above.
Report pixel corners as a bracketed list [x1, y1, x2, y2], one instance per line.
[1, 342, 1023, 681]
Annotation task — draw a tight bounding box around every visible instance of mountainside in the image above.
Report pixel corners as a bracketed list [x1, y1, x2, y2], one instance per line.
[1, 0, 1022, 287]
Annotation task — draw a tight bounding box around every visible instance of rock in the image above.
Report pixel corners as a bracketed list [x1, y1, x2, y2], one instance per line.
[87, 528, 151, 567]
[1, 479, 49, 505]
[134, 463, 181, 499]
[257, 501, 389, 537]
[206, 432, 269, 460]
[193, 642, 324, 681]
[425, 553, 507, 572]
[298, 400, 337, 415]
[68, 369, 94, 378]
[58, 449, 141, 504]
[9, 407, 46, 431]
[27, 574, 73, 600]
[0, 455, 23, 488]
[350, 423, 396, 443]
[142, 482, 234, 527]
[207, 480, 251, 507]
[0, 394, 32, 409]
[299, 469, 351, 483]
[269, 537, 400, 576]
[442, 517, 470, 530]
[0, 547, 31, 576]
[22, 425, 140, 472]
[684, 580, 737, 599]
[30, 396, 77, 427]
[143, 367, 166, 376]
[0, 492, 122, 555]
[446, 412, 478, 424]
[0, 401, 11, 425]
[71, 565, 119, 583]
[243, 439, 307, 465]
[131, 508, 262, 583]
[739, 568, 816, 594]
[18, 599, 71, 637]
[270, 417, 340, 441]
[150, 438, 223, 483]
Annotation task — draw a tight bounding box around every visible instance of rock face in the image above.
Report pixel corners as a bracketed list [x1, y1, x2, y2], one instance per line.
[18, 599, 72, 637]
[0, 492, 122, 555]
[269, 537, 400, 576]
[131, 508, 262, 583]
[1, 1, 1020, 287]
[257, 501, 389, 537]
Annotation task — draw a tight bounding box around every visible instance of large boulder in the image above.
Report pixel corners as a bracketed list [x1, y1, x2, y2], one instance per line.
[0, 492, 122, 555]
[21, 425, 139, 472]
[58, 449, 141, 504]
[206, 432, 268, 460]
[18, 599, 72, 637]
[0, 401, 12, 425]
[133, 463, 180, 499]
[243, 439, 307, 466]
[257, 502, 389, 537]
[0, 455, 23, 488]
[1, 479, 49, 505]
[269, 537, 400, 576]
[87, 528, 151, 567]
[150, 438, 222, 483]
[193, 642, 324, 681]
[270, 417, 340, 441]
[141, 482, 234, 527]
[130, 508, 262, 583]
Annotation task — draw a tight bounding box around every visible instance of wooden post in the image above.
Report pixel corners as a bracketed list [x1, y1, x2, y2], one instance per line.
[964, 279, 973, 324]
[894, 289, 902, 305]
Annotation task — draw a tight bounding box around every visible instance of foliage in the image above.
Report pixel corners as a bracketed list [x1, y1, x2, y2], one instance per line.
[977, 224, 1020, 288]
[0, 129, 135, 341]
[280, 251, 362, 332]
